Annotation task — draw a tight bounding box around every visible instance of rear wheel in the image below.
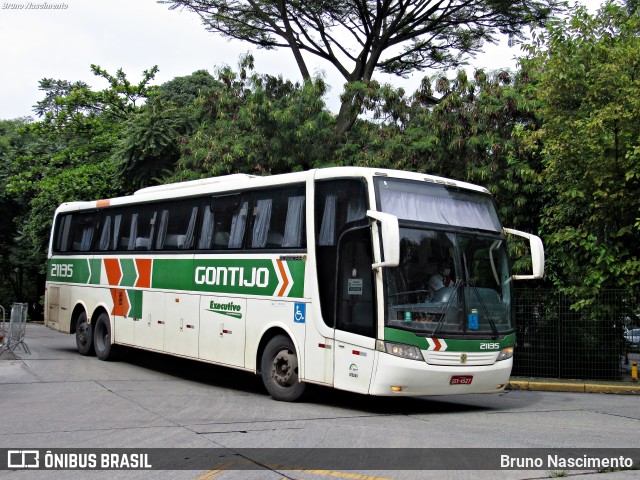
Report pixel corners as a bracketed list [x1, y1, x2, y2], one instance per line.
[75, 311, 94, 356]
[93, 312, 116, 361]
[260, 335, 306, 401]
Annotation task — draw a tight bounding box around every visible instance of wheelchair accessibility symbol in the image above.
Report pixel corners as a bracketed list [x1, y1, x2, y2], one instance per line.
[294, 303, 306, 323]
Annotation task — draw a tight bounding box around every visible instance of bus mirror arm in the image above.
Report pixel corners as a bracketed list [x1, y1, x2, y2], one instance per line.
[504, 228, 545, 280]
[367, 210, 400, 269]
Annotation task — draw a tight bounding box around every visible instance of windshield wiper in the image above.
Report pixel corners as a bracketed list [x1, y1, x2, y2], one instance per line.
[431, 279, 462, 338]
[468, 281, 500, 340]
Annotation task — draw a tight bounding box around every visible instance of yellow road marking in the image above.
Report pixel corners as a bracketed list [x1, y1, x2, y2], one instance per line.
[195, 460, 392, 480]
[288, 469, 391, 480]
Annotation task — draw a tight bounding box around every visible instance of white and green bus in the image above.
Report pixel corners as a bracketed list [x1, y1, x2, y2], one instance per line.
[45, 167, 543, 401]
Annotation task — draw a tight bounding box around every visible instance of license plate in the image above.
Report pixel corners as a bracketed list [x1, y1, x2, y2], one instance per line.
[450, 375, 473, 385]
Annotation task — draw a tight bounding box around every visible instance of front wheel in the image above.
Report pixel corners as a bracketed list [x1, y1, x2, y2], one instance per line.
[260, 335, 306, 402]
[93, 312, 117, 361]
[75, 311, 94, 356]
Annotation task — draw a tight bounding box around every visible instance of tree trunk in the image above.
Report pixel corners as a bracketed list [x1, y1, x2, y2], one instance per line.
[335, 98, 359, 137]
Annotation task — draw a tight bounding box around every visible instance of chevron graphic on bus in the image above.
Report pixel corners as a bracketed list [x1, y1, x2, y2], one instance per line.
[427, 338, 448, 351]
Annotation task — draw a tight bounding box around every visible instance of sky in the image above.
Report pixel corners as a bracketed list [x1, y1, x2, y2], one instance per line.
[0, 0, 605, 120]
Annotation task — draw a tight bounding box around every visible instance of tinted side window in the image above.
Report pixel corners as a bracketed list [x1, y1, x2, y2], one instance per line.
[249, 186, 306, 249]
[53, 212, 102, 253]
[198, 186, 306, 251]
[53, 214, 73, 253]
[107, 205, 159, 251]
[69, 213, 97, 252]
[155, 201, 199, 250]
[198, 194, 250, 250]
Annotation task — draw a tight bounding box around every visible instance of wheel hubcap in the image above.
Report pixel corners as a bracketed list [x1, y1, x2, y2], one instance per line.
[271, 349, 297, 386]
[77, 324, 88, 345]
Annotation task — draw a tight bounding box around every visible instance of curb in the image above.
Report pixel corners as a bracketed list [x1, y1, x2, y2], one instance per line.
[508, 380, 640, 394]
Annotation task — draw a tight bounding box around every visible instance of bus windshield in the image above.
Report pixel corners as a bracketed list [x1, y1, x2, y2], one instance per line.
[384, 228, 513, 336]
[375, 178, 512, 336]
[376, 177, 502, 232]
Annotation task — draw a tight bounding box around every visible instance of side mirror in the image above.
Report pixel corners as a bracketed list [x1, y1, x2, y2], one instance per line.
[367, 210, 400, 269]
[504, 228, 545, 280]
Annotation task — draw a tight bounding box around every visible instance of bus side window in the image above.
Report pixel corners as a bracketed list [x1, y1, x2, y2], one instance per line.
[200, 194, 249, 250]
[156, 203, 199, 250]
[54, 214, 73, 253]
[126, 215, 137, 250]
[282, 195, 305, 248]
[251, 198, 273, 248]
[198, 207, 215, 249]
[156, 210, 170, 250]
[249, 186, 305, 249]
[229, 201, 249, 248]
[132, 209, 158, 251]
[70, 213, 97, 252]
[98, 216, 112, 251]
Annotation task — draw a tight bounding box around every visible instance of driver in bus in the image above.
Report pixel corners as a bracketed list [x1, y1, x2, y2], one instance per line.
[428, 262, 454, 298]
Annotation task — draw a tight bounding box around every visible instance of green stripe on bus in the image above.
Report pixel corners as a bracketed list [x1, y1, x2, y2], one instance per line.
[152, 258, 306, 298]
[47, 258, 91, 284]
[89, 258, 101, 285]
[151, 259, 193, 290]
[47, 256, 306, 298]
[128, 289, 143, 318]
[286, 260, 305, 298]
[384, 327, 516, 351]
[120, 258, 137, 287]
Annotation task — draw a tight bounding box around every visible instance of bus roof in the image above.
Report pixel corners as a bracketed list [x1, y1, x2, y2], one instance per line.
[53, 167, 489, 214]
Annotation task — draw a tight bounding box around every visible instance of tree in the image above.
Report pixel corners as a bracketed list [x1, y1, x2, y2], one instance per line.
[0, 118, 35, 308]
[160, 0, 563, 135]
[1, 65, 158, 314]
[113, 70, 221, 190]
[172, 54, 334, 178]
[34, 65, 159, 122]
[331, 68, 544, 233]
[521, 1, 640, 297]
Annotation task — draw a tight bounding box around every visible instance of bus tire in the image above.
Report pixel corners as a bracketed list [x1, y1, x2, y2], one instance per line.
[93, 312, 116, 361]
[261, 335, 306, 402]
[75, 311, 94, 356]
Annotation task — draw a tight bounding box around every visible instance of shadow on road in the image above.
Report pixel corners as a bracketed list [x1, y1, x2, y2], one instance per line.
[107, 345, 539, 415]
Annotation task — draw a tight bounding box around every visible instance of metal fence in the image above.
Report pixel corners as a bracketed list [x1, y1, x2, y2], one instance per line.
[512, 288, 639, 381]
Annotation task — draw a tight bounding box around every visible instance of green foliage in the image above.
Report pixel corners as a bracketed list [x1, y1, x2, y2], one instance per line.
[172, 55, 334, 178]
[521, 2, 640, 295]
[0, 118, 34, 307]
[333, 69, 544, 235]
[34, 65, 158, 123]
[0, 66, 158, 310]
[161, 0, 563, 135]
[6, 1, 640, 319]
[113, 70, 221, 191]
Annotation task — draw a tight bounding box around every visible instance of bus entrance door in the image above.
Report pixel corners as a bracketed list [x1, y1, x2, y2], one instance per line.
[333, 228, 376, 394]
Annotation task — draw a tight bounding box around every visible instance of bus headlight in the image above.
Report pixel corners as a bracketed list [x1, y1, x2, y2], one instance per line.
[496, 346, 514, 361]
[376, 341, 424, 361]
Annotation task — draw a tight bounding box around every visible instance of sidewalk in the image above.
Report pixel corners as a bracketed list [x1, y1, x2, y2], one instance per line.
[509, 352, 640, 394]
[508, 377, 640, 394]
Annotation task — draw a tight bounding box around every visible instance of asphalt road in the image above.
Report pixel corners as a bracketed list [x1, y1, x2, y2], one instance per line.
[1, 323, 639, 480]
